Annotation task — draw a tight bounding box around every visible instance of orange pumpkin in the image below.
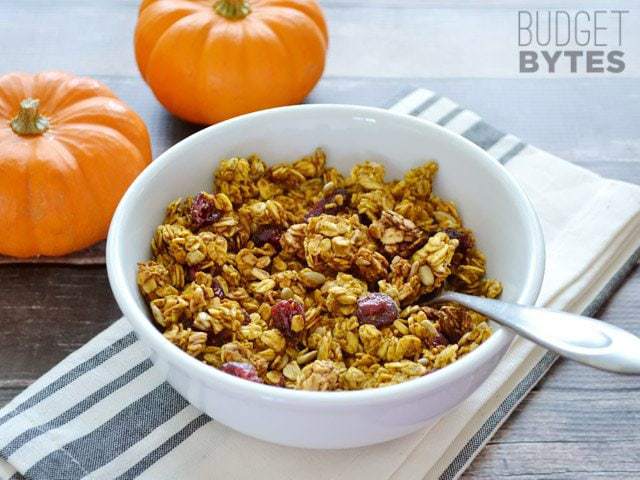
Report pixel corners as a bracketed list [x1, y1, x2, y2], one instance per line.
[135, 0, 328, 124]
[0, 71, 152, 258]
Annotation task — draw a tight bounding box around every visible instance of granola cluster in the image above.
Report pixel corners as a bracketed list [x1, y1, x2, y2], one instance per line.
[137, 149, 502, 391]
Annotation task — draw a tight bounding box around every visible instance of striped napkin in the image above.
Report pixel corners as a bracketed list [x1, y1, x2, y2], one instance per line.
[1, 89, 639, 480]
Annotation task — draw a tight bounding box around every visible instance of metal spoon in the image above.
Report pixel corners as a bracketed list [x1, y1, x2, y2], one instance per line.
[428, 291, 640, 374]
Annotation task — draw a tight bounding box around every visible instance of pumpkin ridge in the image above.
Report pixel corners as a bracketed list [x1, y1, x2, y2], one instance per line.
[193, 20, 228, 123]
[0, 91, 16, 117]
[255, 5, 327, 50]
[47, 74, 116, 113]
[0, 144, 38, 257]
[0, 97, 14, 117]
[33, 72, 77, 114]
[145, 11, 215, 123]
[135, 1, 205, 76]
[257, 10, 324, 99]
[23, 148, 39, 256]
[0, 74, 35, 116]
[55, 123, 150, 174]
[49, 96, 128, 122]
[252, 16, 299, 92]
[30, 139, 95, 256]
[145, 10, 213, 73]
[50, 127, 144, 251]
[51, 97, 151, 161]
[138, 0, 157, 14]
[259, 0, 327, 43]
[193, 18, 256, 123]
[49, 97, 151, 158]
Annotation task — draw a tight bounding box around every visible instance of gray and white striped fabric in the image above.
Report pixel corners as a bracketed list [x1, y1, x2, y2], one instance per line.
[0, 88, 632, 480]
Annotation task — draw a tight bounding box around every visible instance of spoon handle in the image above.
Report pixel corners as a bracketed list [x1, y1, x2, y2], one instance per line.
[435, 291, 640, 374]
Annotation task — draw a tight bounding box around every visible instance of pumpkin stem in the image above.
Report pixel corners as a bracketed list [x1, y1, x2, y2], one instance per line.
[10, 98, 49, 136]
[214, 0, 251, 20]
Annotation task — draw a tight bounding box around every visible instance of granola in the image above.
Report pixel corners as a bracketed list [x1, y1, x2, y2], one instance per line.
[137, 149, 502, 391]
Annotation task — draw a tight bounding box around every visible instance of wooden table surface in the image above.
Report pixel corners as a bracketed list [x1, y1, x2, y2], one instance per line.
[1, 1, 639, 479]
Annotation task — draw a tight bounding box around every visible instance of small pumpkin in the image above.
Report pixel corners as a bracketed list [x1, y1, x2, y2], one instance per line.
[135, 0, 328, 124]
[0, 71, 152, 258]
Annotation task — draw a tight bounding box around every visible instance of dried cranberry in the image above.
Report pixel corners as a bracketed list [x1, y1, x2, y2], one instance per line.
[358, 213, 372, 226]
[251, 226, 284, 248]
[186, 264, 200, 282]
[190, 192, 221, 229]
[304, 188, 351, 221]
[220, 362, 263, 383]
[356, 293, 399, 328]
[212, 280, 225, 299]
[208, 330, 232, 346]
[304, 202, 325, 221]
[271, 299, 304, 337]
[426, 332, 449, 348]
[443, 228, 474, 252]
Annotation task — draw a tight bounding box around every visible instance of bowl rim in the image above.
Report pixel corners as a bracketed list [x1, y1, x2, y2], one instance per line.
[107, 103, 545, 407]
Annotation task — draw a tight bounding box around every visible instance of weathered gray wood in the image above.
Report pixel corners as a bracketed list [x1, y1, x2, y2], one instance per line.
[495, 390, 640, 443]
[94, 75, 640, 169]
[0, 389, 23, 407]
[0, 266, 120, 384]
[0, 243, 106, 265]
[3, 0, 639, 79]
[465, 439, 640, 479]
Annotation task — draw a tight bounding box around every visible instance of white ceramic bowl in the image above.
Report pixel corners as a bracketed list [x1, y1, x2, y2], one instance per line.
[107, 105, 544, 449]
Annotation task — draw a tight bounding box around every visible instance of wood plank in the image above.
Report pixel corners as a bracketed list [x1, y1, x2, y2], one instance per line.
[0, 265, 120, 385]
[0, 388, 23, 408]
[0, 243, 106, 265]
[93, 75, 640, 173]
[495, 387, 640, 444]
[2, 0, 638, 78]
[464, 440, 640, 479]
